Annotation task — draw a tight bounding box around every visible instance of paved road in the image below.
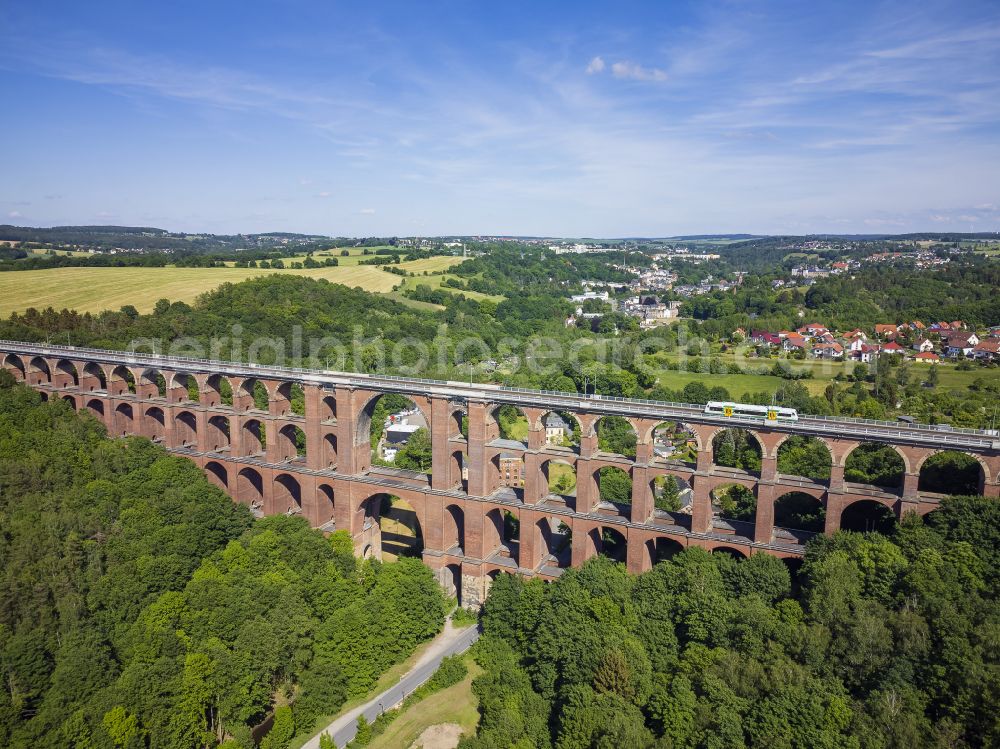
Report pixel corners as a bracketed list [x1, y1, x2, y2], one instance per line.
[302, 618, 481, 749]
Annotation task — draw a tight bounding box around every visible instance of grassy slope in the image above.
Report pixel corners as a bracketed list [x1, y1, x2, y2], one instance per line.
[366, 659, 484, 749]
[287, 633, 462, 749]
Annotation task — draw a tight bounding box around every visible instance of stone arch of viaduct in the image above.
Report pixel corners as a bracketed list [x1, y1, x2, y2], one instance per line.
[4, 343, 999, 607]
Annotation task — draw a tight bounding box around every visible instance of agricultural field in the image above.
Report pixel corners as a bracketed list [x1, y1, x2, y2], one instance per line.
[650, 348, 1000, 400]
[0, 255, 464, 315]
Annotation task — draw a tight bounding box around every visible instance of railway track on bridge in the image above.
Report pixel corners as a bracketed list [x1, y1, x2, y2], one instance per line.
[3, 339, 997, 451]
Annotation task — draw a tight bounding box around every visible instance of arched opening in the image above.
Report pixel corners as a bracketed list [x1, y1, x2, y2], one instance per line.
[711, 483, 756, 524]
[201, 374, 230, 407]
[782, 557, 805, 590]
[54, 359, 79, 387]
[651, 421, 697, 466]
[277, 424, 306, 462]
[171, 373, 199, 403]
[450, 407, 467, 440]
[268, 381, 297, 416]
[773, 492, 825, 533]
[38, 391, 48, 402]
[289, 383, 305, 416]
[174, 410, 198, 447]
[236, 467, 264, 516]
[652, 473, 689, 513]
[443, 504, 465, 554]
[145, 406, 166, 441]
[444, 563, 463, 606]
[596, 466, 632, 509]
[543, 459, 576, 500]
[484, 507, 519, 558]
[62, 395, 77, 408]
[28, 356, 51, 384]
[840, 499, 897, 534]
[377, 495, 424, 560]
[204, 461, 228, 491]
[273, 473, 302, 514]
[241, 419, 264, 455]
[236, 379, 269, 412]
[82, 362, 106, 391]
[138, 368, 166, 398]
[596, 416, 637, 458]
[207, 415, 231, 452]
[450, 449, 466, 490]
[322, 433, 337, 467]
[535, 516, 572, 569]
[316, 484, 335, 527]
[114, 403, 134, 436]
[489, 404, 529, 447]
[844, 443, 905, 489]
[85, 398, 105, 420]
[712, 428, 762, 473]
[918, 451, 984, 495]
[321, 394, 337, 422]
[541, 410, 580, 450]
[712, 546, 747, 559]
[776, 436, 832, 482]
[109, 365, 136, 395]
[2, 353, 25, 381]
[588, 526, 627, 563]
[362, 393, 430, 473]
[647, 536, 684, 566]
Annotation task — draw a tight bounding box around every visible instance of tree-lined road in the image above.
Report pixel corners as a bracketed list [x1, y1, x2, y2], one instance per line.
[302, 619, 481, 749]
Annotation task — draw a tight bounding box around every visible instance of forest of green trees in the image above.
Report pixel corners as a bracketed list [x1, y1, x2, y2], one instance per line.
[462, 496, 1000, 748]
[0, 374, 447, 748]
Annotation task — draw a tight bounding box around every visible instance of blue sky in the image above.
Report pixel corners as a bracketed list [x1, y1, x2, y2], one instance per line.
[2, 0, 999, 236]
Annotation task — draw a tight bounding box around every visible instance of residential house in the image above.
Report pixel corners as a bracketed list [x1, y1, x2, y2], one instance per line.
[799, 323, 829, 336]
[881, 342, 905, 356]
[843, 329, 867, 343]
[849, 344, 880, 363]
[544, 412, 570, 445]
[750, 330, 782, 347]
[945, 332, 980, 357]
[811, 342, 844, 359]
[874, 324, 898, 339]
[912, 338, 935, 353]
[914, 352, 940, 364]
[498, 454, 524, 487]
[783, 333, 807, 353]
[973, 339, 1000, 361]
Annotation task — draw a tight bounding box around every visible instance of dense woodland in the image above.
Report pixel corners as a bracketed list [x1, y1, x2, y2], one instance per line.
[463, 497, 1000, 749]
[0, 375, 446, 748]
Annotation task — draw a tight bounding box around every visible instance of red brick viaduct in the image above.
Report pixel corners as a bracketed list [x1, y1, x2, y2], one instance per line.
[3, 341, 999, 606]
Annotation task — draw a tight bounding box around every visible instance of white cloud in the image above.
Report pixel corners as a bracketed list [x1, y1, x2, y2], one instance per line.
[610, 61, 667, 82]
[316, 191, 331, 198]
[8, 211, 22, 218]
[359, 208, 376, 215]
[585, 56, 605, 74]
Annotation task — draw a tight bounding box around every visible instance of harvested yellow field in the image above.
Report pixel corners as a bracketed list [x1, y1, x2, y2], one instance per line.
[399, 256, 463, 273]
[0, 265, 408, 315]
